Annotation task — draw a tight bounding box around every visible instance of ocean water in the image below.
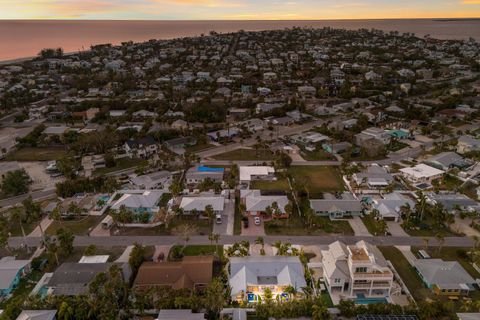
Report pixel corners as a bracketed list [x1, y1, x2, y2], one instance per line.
[1, 19, 480, 61]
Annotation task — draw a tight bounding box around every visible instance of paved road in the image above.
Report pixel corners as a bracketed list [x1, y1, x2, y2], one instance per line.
[0, 188, 56, 209]
[9, 235, 474, 248]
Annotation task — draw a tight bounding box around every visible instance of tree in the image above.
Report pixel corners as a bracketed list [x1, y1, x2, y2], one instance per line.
[1, 169, 31, 196]
[255, 236, 265, 253]
[435, 233, 445, 254]
[153, 207, 174, 228]
[10, 207, 28, 250]
[284, 285, 298, 300]
[263, 287, 273, 303]
[49, 204, 63, 226]
[173, 223, 198, 248]
[312, 299, 331, 320]
[205, 205, 215, 223]
[415, 191, 428, 221]
[84, 244, 97, 256]
[0, 214, 11, 253]
[129, 243, 146, 275]
[204, 278, 225, 320]
[56, 228, 74, 256]
[58, 301, 74, 320]
[43, 235, 60, 266]
[208, 233, 220, 255]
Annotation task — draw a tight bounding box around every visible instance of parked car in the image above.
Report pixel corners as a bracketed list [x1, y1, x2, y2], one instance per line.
[216, 214, 222, 224]
[242, 217, 249, 228]
[254, 217, 261, 225]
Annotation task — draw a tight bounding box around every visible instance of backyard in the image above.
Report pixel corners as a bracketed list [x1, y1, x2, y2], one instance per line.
[288, 166, 345, 196]
[250, 178, 290, 191]
[114, 216, 213, 236]
[265, 213, 353, 236]
[94, 158, 148, 175]
[213, 148, 276, 161]
[300, 148, 336, 161]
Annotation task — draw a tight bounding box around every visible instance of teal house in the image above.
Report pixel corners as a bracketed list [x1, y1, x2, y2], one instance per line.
[0, 257, 31, 297]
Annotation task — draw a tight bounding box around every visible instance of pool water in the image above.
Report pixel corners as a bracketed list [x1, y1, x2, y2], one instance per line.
[355, 294, 388, 305]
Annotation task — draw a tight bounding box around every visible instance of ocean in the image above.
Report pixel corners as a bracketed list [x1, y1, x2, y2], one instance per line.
[1, 19, 480, 62]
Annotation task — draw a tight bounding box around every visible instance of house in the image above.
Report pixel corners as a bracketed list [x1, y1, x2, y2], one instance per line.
[156, 310, 205, 320]
[353, 164, 394, 188]
[164, 136, 197, 151]
[171, 119, 189, 130]
[457, 135, 480, 154]
[109, 110, 126, 117]
[400, 164, 444, 185]
[207, 127, 240, 141]
[123, 136, 158, 158]
[185, 166, 224, 185]
[129, 171, 172, 190]
[43, 126, 69, 136]
[323, 142, 352, 154]
[16, 310, 57, 320]
[229, 256, 307, 303]
[0, 257, 31, 297]
[239, 118, 265, 132]
[425, 152, 469, 171]
[310, 199, 363, 219]
[110, 190, 165, 217]
[256, 103, 283, 114]
[321, 241, 394, 302]
[371, 192, 415, 222]
[45, 262, 131, 296]
[179, 195, 225, 214]
[133, 110, 157, 118]
[355, 127, 391, 145]
[425, 192, 480, 213]
[240, 189, 289, 217]
[133, 256, 213, 290]
[414, 259, 475, 296]
[239, 166, 275, 184]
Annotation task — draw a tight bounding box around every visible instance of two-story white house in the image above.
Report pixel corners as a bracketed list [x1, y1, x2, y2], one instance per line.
[321, 241, 394, 304]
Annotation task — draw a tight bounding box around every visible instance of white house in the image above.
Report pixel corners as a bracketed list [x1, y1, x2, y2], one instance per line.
[321, 241, 394, 303]
[179, 196, 225, 215]
[400, 164, 444, 184]
[240, 189, 289, 217]
[239, 166, 275, 184]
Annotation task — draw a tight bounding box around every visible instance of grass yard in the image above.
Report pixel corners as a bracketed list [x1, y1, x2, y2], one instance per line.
[288, 166, 345, 195]
[265, 214, 353, 236]
[361, 215, 384, 236]
[411, 247, 480, 279]
[94, 158, 148, 175]
[438, 174, 463, 191]
[402, 217, 458, 237]
[6, 147, 66, 161]
[46, 216, 103, 235]
[300, 148, 336, 161]
[169, 245, 222, 257]
[185, 142, 215, 153]
[378, 246, 432, 302]
[8, 217, 40, 237]
[213, 148, 276, 161]
[250, 178, 290, 191]
[115, 216, 212, 236]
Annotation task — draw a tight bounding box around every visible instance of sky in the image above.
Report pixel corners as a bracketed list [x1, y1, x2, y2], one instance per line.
[1, 0, 480, 20]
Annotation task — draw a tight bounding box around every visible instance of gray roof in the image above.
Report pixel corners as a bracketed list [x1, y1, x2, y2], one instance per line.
[414, 259, 475, 289]
[426, 152, 463, 168]
[0, 257, 30, 290]
[355, 165, 393, 185]
[16, 310, 57, 320]
[457, 313, 480, 320]
[458, 135, 480, 147]
[310, 199, 362, 212]
[48, 262, 118, 295]
[426, 192, 480, 211]
[229, 256, 307, 296]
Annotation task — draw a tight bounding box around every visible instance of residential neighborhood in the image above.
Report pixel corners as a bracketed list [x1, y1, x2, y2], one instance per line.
[0, 26, 480, 320]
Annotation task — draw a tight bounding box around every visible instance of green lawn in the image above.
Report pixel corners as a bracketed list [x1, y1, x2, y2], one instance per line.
[288, 166, 345, 195]
[438, 174, 463, 191]
[8, 217, 40, 237]
[46, 216, 103, 235]
[6, 147, 66, 161]
[402, 217, 458, 237]
[300, 148, 336, 161]
[94, 158, 148, 175]
[115, 216, 212, 236]
[387, 141, 409, 152]
[169, 245, 222, 257]
[213, 148, 276, 161]
[250, 178, 290, 191]
[361, 215, 383, 236]
[265, 214, 353, 236]
[185, 142, 215, 153]
[378, 246, 432, 302]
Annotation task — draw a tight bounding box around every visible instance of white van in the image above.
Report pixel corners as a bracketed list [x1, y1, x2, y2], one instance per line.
[215, 214, 222, 224]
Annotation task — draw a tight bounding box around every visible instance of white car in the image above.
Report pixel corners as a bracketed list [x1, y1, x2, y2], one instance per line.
[254, 217, 261, 225]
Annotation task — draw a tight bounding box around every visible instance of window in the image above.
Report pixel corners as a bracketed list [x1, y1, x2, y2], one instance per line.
[355, 267, 367, 273]
[334, 278, 341, 283]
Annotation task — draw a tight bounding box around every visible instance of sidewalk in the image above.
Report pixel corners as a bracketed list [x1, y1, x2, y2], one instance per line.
[348, 217, 371, 236]
[28, 217, 52, 237]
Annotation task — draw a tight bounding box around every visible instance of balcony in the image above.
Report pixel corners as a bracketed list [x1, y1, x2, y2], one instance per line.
[353, 272, 392, 279]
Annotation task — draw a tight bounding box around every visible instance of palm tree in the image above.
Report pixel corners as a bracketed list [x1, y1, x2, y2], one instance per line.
[10, 206, 28, 251]
[58, 301, 74, 320]
[415, 191, 428, 221]
[255, 236, 265, 251]
[49, 204, 63, 227]
[312, 300, 331, 320]
[435, 233, 445, 254]
[400, 203, 412, 223]
[284, 285, 298, 300]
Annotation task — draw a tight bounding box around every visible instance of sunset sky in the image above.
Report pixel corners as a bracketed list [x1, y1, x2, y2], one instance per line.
[1, 0, 480, 20]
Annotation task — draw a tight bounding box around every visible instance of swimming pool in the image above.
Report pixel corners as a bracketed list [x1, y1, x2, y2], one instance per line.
[355, 294, 388, 305]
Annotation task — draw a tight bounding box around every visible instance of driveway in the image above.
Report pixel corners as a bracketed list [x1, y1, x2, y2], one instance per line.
[387, 221, 409, 237]
[451, 218, 480, 237]
[28, 217, 53, 237]
[348, 217, 371, 236]
[241, 216, 265, 236]
[115, 245, 134, 263]
[213, 194, 234, 236]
